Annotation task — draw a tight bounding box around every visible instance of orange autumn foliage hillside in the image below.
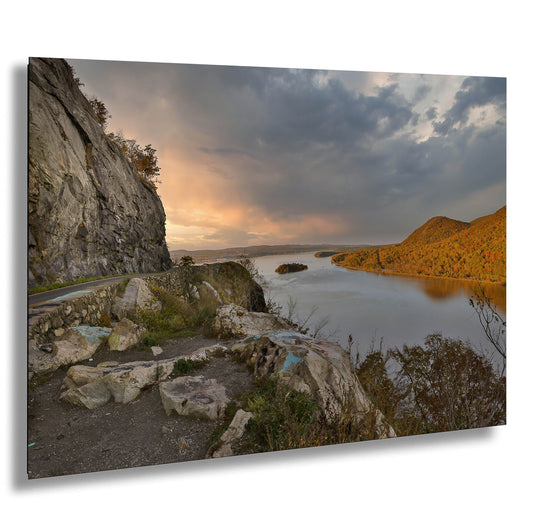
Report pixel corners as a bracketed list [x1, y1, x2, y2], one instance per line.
[332, 207, 506, 283]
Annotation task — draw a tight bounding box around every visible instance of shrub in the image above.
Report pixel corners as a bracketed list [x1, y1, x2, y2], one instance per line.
[107, 132, 161, 190]
[240, 376, 376, 452]
[141, 332, 161, 348]
[129, 283, 220, 344]
[171, 359, 198, 377]
[244, 377, 320, 452]
[89, 97, 111, 130]
[354, 334, 506, 436]
[392, 334, 506, 433]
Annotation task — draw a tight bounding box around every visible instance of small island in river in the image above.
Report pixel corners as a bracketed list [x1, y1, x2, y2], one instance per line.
[275, 263, 308, 274]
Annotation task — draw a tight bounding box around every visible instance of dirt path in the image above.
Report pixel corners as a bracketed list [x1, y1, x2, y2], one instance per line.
[27, 335, 254, 478]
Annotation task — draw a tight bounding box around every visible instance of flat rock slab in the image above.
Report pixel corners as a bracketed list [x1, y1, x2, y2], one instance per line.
[60, 380, 112, 409]
[160, 376, 228, 420]
[60, 344, 226, 409]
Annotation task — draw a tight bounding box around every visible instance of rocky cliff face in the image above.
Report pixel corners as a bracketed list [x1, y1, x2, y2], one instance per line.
[28, 58, 172, 287]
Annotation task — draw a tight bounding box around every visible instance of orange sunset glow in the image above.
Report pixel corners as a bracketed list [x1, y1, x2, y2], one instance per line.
[68, 59, 506, 250]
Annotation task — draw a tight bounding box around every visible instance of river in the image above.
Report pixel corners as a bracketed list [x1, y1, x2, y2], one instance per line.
[254, 252, 506, 365]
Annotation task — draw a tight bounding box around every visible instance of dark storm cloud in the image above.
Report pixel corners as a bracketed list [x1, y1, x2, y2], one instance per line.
[413, 83, 431, 103]
[173, 66, 505, 241]
[425, 106, 438, 120]
[238, 121, 505, 240]
[177, 66, 417, 151]
[433, 76, 506, 135]
[69, 59, 506, 246]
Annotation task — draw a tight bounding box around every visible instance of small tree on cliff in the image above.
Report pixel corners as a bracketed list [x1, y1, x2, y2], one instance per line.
[107, 132, 161, 190]
[89, 97, 111, 130]
[66, 63, 84, 87]
[131, 143, 160, 186]
[66, 62, 161, 191]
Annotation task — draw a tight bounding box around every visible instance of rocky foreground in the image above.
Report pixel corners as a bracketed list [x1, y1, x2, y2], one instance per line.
[28, 268, 394, 478]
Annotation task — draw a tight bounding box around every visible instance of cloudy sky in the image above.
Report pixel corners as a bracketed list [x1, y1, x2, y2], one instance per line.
[69, 59, 506, 250]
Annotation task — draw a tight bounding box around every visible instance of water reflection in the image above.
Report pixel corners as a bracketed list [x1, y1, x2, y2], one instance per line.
[384, 274, 506, 312]
[255, 252, 506, 365]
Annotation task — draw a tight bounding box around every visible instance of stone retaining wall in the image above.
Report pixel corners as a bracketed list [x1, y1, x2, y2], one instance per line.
[28, 283, 122, 346]
[28, 269, 185, 347]
[144, 268, 183, 293]
[28, 262, 264, 347]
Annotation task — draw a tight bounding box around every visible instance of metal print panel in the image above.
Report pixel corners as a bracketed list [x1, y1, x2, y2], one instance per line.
[27, 57, 506, 478]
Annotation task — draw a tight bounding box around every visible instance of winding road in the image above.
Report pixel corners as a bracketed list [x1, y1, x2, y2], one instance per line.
[28, 270, 176, 322]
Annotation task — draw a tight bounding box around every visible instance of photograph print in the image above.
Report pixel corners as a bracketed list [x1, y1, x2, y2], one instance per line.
[27, 57, 506, 478]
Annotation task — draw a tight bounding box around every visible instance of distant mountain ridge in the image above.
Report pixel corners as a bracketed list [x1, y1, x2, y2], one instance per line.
[170, 244, 371, 263]
[333, 207, 506, 283]
[401, 216, 470, 246]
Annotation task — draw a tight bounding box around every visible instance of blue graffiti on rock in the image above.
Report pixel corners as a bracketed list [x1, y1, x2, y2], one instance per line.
[281, 352, 303, 372]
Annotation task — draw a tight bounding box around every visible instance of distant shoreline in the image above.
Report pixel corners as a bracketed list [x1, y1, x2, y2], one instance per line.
[169, 244, 376, 263]
[333, 262, 506, 287]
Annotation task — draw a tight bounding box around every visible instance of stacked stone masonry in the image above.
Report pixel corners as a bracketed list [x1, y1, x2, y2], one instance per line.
[29, 283, 121, 347]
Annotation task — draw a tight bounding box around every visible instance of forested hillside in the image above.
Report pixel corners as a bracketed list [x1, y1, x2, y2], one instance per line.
[332, 207, 506, 283]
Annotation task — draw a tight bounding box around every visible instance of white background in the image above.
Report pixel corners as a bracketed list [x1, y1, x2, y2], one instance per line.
[2, 1, 531, 514]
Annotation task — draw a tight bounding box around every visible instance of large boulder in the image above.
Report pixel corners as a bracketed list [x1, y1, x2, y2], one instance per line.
[232, 329, 396, 439]
[111, 278, 161, 319]
[194, 262, 267, 312]
[212, 303, 291, 338]
[107, 318, 145, 351]
[28, 325, 111, 375]
[159, 376, 229, 420]
[60, 344, 225, 408]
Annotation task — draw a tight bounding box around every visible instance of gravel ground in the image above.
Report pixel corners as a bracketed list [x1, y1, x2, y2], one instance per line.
[27, 335, 254, 479]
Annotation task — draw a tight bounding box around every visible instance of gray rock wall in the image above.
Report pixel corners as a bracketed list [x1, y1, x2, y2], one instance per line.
[28, 58, 171, 287]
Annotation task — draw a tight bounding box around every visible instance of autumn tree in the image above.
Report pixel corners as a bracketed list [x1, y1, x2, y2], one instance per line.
[108, 132, 161, 189]
[89, 97, 111, 130]
[355, 334, 506, 436]
[65, 61, 163, 192]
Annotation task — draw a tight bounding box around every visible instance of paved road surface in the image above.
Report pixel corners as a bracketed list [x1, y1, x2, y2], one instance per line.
[28, 277, 126, 308]
[28, 269, 178, 307]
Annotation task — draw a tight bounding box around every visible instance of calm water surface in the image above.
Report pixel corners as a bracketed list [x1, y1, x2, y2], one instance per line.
[255, 252, 505, 363]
